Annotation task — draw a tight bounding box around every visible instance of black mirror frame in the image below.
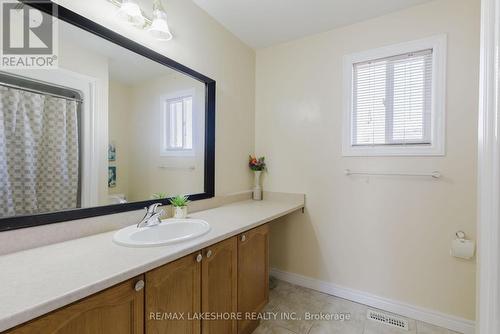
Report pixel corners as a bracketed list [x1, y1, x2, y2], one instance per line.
[0, 1, 216, 232]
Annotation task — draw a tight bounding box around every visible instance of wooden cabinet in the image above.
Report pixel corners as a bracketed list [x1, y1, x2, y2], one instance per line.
[237, 224, 270, 334]
[6, 276, 144, 334]
[202, 237, 238, 334]
[146, 237, 238, 334]
[145, 237, 239, 334]
[146, 253, 201, 334]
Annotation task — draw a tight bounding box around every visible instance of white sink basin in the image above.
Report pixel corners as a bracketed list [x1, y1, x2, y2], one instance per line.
[113, 219, 211, 247]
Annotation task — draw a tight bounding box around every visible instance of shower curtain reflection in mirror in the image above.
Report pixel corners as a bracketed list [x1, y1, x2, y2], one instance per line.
[0, 86, 80, 218]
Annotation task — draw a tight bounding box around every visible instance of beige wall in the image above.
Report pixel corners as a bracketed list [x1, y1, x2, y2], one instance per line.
[108, 80, 132, 198]
[57, 38, 111, 206]
[256, 0, 479, 320]
[127, 74, 206, 201]
[55, 0, 256, 196]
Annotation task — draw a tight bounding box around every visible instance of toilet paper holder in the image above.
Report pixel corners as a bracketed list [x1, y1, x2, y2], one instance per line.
[456, 231, 466, 240]
[451, 231, 475, 260]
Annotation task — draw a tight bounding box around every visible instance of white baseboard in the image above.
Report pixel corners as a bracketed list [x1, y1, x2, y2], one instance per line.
[270, 268, 475, 334]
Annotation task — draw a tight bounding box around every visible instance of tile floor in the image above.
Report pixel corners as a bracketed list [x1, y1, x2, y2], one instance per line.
[254, 279, 460, 334]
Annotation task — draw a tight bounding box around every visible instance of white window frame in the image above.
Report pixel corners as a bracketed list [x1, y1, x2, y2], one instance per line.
[161, 89, 195, 157]
[342, 34, 447, 156]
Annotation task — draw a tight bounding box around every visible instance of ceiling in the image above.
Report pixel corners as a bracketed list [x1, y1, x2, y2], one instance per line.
[61, 20, 177, 85]
[192, 0, 434, 49]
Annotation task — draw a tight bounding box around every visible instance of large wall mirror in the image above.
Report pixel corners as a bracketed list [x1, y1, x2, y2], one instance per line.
[0, 2, 215, 231]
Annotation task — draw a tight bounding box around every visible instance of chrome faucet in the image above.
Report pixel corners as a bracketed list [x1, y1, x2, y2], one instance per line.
[137, 203, 164, 228]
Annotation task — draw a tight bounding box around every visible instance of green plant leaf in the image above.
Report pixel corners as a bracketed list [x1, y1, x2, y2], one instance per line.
[169, 195, 190, 207]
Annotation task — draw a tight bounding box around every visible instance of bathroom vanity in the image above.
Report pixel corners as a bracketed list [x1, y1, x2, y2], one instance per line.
[0, 195, 304, 333]
[5, 224, 268, 334]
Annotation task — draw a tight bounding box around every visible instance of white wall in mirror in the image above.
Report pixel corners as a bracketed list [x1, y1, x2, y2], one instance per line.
[109, 72, 205, 202]
[53, 0, 257, 196]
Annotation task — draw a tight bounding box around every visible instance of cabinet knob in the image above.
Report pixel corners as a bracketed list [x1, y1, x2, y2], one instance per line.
[241, 234, 246, 242]
[134, 280, 145, 292]
[196, 254, 203, 263]
[206, 250, 212, 258]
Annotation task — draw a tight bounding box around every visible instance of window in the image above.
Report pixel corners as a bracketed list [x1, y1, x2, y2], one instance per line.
[162, 92, 194, 156]
[343, 35, 446, 156]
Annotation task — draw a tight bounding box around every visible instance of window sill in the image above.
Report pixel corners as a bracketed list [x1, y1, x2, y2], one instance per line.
[160, 150, 196, 158]
[342, 144, 445, 157]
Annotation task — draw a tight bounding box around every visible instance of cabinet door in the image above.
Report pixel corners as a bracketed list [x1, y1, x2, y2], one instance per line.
[146, 253, 201, 334]
[202, 237, 238, 334]
[6, 276, 144, 334]
[237, 224, 270, 334]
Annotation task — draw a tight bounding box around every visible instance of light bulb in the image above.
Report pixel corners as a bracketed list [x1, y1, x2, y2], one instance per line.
[149, 0, 173, 41]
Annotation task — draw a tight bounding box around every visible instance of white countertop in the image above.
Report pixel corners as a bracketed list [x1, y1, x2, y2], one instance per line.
[0, 195, 304, 332]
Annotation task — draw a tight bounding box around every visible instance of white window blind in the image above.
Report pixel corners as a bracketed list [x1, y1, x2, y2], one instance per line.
[163, 95, 193, 152]
[352, 49, 433, 146]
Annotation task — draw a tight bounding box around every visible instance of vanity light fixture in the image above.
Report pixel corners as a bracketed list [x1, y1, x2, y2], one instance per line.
[108, 0, 173, 41]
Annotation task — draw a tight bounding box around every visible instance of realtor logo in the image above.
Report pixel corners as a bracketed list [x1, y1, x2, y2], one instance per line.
[1, 0, 58, 68]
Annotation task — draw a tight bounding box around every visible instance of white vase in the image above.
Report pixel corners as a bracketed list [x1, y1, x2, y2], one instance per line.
[174, 206, 188, 219]
[253, 170, 263, 200]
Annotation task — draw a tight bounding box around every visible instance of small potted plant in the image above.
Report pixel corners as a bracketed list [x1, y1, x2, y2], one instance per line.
[152, 192, 168, 200]
[249, 155, 266, 200]
[169, 195, 190, 219]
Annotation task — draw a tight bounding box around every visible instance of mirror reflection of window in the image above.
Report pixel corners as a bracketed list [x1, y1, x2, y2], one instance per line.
[164, 94, 193, 153]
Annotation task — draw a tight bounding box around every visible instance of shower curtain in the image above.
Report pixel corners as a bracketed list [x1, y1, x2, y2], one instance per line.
[0, 86, 79, 218]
